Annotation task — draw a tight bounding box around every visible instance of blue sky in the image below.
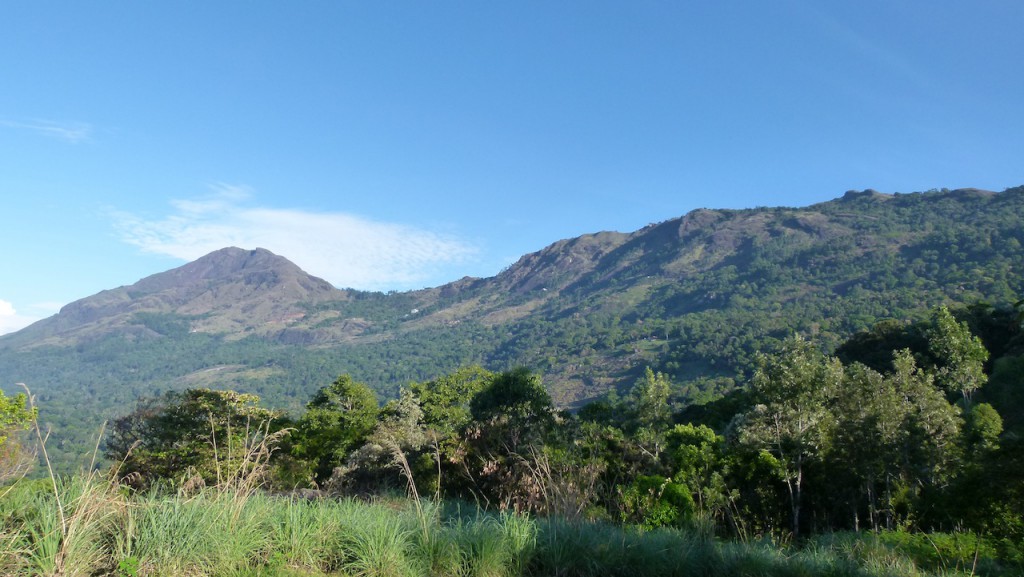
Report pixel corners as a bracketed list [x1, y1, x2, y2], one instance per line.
[2, 1, 1022, 335]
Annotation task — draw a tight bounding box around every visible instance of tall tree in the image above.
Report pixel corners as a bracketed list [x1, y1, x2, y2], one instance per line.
[888, 350, 963, 494]
[465, 367, 556, 511]
[735, 335, 843, 537]
[469, 367, 554, 454]
[631, 367, 672, 430]
[627, 367, 674, 464]
[926, 306, 989, 403]
[667, 423, 734, 527]
[829, 351, 962, 530]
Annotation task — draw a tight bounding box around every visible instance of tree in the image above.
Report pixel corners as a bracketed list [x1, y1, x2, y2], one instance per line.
[0, 388, 33, 452]
[0, 388, 35, 482]
[106, 388, 285, 489]
[631, 367, 672, 431]
[835, 319, 928, 374]
[926, 306, 989, 403]
[667, 423, 735, 529]
[618, 474, 694, 530]
[735, 335, 842, 537]
[964, 402, 1002, 454]
[469, 367, 554, 454]
[293, 375, 379, 486]
[887, 350, 963, 520]
[408, 366, 494, 496]
[343, 387, 431, 495]
[982, 355, 1024, 436]
[465, 368, 556, 511]
[829, 352, 962, 530]
[625, 367, 674, 465]
[411, 365, 493, 437]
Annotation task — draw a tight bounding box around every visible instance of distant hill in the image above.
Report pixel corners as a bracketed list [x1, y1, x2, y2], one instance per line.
[3, 186, 1024, 467]
[5, 247, 345, 347]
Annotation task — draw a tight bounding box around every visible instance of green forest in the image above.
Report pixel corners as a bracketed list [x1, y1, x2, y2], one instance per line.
[2, 299, 1023, 576]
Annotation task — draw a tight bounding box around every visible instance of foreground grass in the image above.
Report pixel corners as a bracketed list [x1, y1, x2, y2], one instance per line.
[0, 476, 1020, 576]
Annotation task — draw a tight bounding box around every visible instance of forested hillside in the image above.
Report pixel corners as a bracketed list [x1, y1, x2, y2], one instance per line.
[2, 186, 1024, 468]
[4, 296, 1024, 575]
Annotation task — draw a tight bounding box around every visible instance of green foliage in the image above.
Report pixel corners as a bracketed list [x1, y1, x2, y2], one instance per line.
[0, 389, 34, 450]
[926, 306, 989, 402]
[835, 318, 929, 374]
[469, 367, 554, 453]
[983, 354, 1024, 435]
[4, 473, 1023, 576]
[964, 402, 1002, 453]
[411, 365, 493, 437]
[0, 470, 124, 576]
[629, 367, 672, 431]
[871, 530, 1020, 576]
[730, 326, 976, 537]
[828, 351, 963, 531]
[458, 368, 560, 511]
[116, 555, 139, 577]
[293, 375, 379, 485]
[105, 388, 285, 489]
[0, 388, 34, 483]
[340, 387, 436, 497]
[736, 336, 844, 536]
[667, 423, 735, 528]
[132, 311, 194, 338]
[6, 188, 1024, 472]
[617, 475, 694, 530]
[942, 436, 1024, 541]
[70, 299, 1024, 546]
[6, 298, 1024, 577]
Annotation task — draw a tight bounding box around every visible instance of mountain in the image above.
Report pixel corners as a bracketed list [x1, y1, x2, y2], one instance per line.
[3, 186, 1024, 467]
[5, 247, 345, 348]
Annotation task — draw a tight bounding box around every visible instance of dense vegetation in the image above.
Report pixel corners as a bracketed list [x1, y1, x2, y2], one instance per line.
[3, 187, 1024, 470]
[4, 299, 1023, 575]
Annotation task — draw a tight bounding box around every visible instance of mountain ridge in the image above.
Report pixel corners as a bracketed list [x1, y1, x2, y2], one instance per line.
[7, 186, 1009, 350]
[3, 186, 1024, 466]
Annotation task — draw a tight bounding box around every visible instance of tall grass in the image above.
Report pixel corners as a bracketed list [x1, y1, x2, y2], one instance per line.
[0, 387, 127, 576]
[4, 481, 1022, 576]
[121, 490, 269, 575]
[530, 517, 710, 577]
[269, 495, 346, 572]
[0, 467, 125, 576]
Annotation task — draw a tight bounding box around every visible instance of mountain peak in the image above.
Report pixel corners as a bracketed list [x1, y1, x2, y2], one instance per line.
[16, 247, 344, 345]
[130, 247, 313, 294]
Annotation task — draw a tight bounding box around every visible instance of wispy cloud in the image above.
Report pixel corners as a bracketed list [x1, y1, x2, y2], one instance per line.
[0, 299, 43, 336]
[111, 184, 479, 291]
[794, 1, 933, 92]
[1, 118, 94, 143]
